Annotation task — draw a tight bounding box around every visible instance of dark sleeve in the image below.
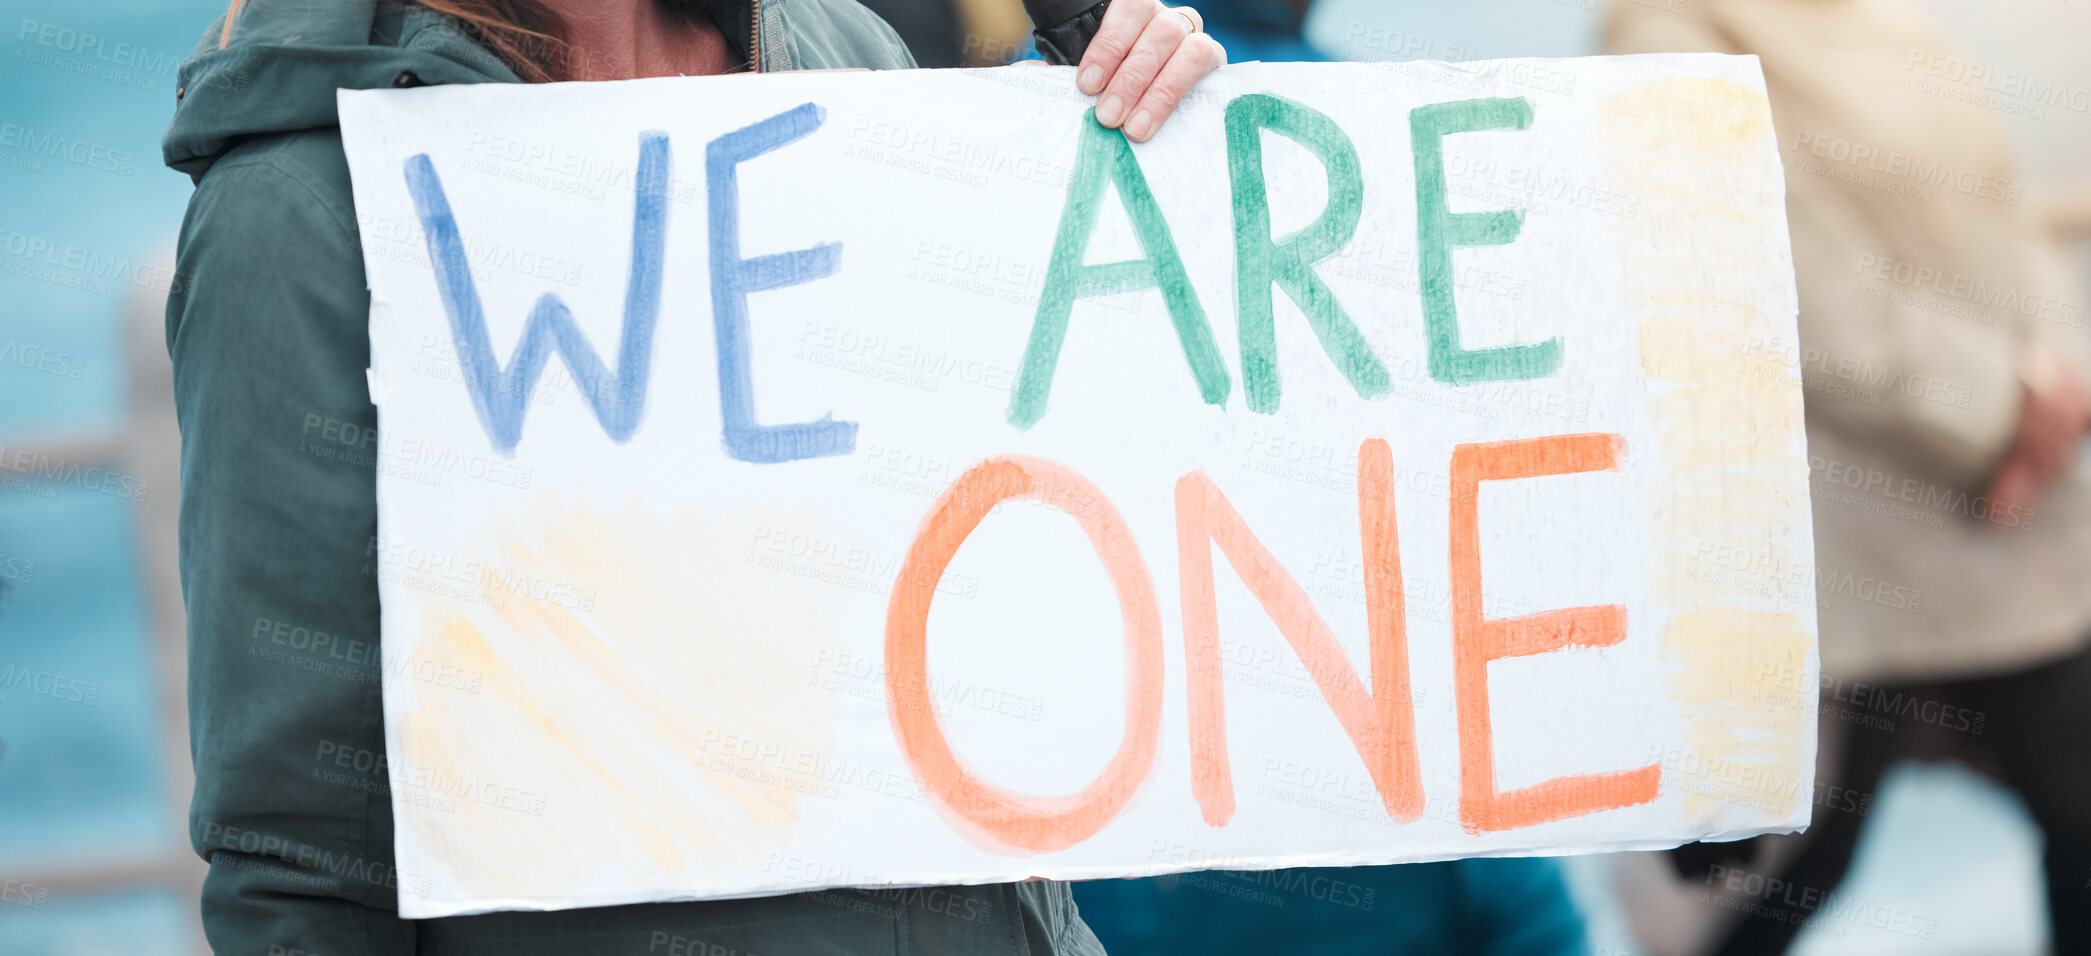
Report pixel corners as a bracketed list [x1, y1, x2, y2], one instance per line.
[1455, 857, 1593, 956]
[165, 141, 419, 956]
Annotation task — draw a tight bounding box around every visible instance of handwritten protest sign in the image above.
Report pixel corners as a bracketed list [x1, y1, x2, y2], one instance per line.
[338, 54, 1814, 917]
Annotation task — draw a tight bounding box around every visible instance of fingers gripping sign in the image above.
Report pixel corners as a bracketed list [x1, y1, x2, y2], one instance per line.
[1075, 0, 1227, 142]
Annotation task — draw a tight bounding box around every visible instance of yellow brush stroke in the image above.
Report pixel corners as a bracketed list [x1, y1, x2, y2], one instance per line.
[1602, 78, 1817, 825]
[392, 496, 843, 892]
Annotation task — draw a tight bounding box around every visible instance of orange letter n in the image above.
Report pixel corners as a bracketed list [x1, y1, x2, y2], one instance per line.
[1177, 438, 1422, 826]
[1450, 433, 1659, 833]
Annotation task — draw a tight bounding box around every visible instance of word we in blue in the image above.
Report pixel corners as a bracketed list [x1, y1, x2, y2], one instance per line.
[403, 102, 853, 463]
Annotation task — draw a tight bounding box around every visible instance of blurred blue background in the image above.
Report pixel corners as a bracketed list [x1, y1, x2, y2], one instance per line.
[3, 0, 2086, 953]
[2, 0, 221, 951]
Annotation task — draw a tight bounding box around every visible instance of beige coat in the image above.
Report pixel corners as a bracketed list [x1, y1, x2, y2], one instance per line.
[1608, 0, 2091, 681]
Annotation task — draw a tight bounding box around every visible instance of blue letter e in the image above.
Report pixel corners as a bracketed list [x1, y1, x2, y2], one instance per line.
[708, 103, 855, 464]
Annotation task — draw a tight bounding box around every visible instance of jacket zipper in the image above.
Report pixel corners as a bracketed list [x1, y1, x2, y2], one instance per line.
[748, 0, 763, 73]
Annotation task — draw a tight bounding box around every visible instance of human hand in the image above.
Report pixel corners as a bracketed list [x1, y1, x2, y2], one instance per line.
[1986, 344, 2090, 520]
[1074, 0, 1227, 142]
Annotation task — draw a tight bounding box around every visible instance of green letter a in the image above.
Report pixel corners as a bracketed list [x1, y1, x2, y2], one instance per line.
[1007, 110, 1232, 430]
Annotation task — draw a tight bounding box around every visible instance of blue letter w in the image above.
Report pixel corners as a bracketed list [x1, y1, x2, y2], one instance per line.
[403, 132, 669, 455]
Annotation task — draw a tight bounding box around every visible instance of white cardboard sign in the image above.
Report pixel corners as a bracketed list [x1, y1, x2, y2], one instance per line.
[339, 55, 1816, 918]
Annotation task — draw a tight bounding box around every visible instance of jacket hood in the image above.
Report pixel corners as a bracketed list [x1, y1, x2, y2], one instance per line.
[163, 1, 521, 180]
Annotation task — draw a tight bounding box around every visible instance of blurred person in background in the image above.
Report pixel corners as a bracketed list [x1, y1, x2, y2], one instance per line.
[856, 0, 969, 66]
[951, 0, 1035, 64]
[1073, 856, 1591, 955]
[943, 0, 1328, 69]
[161, 0, 1222, 952]
[1183, 0, 1323, 63]
[1607, 1, 2091, 953]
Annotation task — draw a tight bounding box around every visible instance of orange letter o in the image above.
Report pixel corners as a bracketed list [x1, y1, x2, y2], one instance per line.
[885, 455, 1164, 854]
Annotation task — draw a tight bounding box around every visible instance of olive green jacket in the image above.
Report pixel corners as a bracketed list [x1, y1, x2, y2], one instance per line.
[162, 2, 1103, 952]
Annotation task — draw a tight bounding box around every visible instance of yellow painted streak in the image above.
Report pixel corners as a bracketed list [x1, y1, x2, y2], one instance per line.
[1602, 79, 1816, 824]
[393, 498, 841, 892]
[400, 616, 698, 886]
